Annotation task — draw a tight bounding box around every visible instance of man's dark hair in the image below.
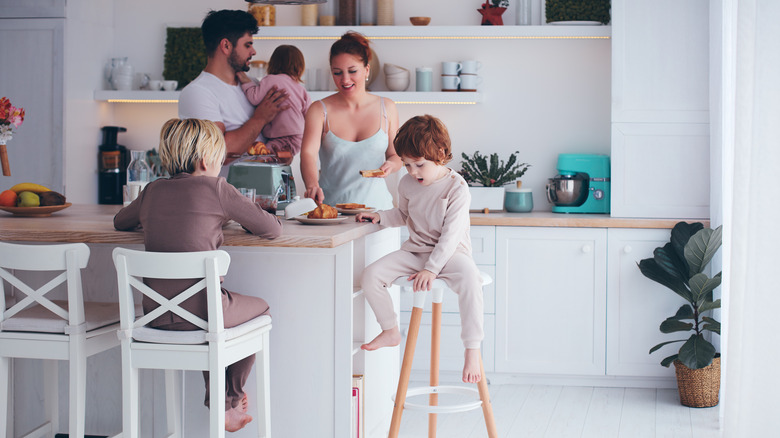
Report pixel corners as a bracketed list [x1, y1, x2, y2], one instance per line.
[201, 10, 258, 56]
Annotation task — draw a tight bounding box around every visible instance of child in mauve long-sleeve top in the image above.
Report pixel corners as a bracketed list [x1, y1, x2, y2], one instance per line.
[237, 44, 311, 157]
[356, 115, 484, 383]
[114, 118, 282, 432]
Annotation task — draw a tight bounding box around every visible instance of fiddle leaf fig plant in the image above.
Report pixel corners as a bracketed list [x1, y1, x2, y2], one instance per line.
[460, 151, 530, 187]
[639, 221, 723, 370]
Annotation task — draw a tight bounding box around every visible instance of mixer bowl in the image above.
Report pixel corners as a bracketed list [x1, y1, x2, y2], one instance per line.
[546, 175, 588, 206]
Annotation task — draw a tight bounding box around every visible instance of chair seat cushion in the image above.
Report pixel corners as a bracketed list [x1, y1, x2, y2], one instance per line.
[131, 314, 272, 344]
[1, 300, 121, 334]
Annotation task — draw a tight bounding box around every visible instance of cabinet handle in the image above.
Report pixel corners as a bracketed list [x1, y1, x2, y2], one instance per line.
[623, 245, 632, 254]
[582, 244, 592, 253]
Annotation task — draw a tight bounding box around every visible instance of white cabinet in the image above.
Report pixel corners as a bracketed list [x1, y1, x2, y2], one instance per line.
[606, 228, 678, 378]
[611, 0, 710, 219]
[495, 227, 607, 375]
[0, 15, 64, 192]
[611, 123, 710, 219]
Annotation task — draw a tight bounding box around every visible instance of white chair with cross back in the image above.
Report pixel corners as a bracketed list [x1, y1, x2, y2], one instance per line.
[112, 247, 272, 438]
[0, 242, 121, 438]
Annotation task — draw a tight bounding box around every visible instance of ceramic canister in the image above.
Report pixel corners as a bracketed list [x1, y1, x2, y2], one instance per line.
[505, 188, 533, 212]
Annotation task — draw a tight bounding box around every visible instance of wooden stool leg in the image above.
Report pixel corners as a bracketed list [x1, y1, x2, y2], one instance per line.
[477, 356, 498, 438]
[388, 306, 423, 438]
[428, 301, 442, 438]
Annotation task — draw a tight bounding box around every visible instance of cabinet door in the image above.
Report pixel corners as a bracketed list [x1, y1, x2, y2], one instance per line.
[611, 0, 709, 124]
[0, 18, 64, 192]
[611, 122, 710, 219]
[606, 228, 678, 377]
[495, 227, 607, 375]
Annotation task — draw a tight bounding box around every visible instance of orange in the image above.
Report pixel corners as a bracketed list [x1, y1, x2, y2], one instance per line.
[0, 189, 18, 207]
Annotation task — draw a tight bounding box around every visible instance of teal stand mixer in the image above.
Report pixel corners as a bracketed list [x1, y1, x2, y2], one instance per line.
[546, 154, 611, 214]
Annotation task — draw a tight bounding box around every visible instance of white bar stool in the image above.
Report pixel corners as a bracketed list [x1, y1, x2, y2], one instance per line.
[388, 272, 497, 438]
[0, 242, 121, 438]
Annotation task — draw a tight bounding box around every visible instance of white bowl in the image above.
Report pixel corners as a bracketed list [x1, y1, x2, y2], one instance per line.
[385, 75, 410, 91]
[383, 63, 408, 75]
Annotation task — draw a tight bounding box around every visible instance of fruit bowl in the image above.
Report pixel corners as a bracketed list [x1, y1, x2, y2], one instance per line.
[0, 203, 72, 217]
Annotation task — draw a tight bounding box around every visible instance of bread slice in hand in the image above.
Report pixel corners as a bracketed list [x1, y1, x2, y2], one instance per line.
[359, 169, 385, 178]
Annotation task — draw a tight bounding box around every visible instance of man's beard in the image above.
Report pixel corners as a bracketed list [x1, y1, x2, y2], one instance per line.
[228, 50, 250, 73]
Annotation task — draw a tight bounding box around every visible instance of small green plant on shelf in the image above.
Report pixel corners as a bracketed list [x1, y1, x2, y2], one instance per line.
[459, 150, 530, 187]
[545, 0, 611, 25]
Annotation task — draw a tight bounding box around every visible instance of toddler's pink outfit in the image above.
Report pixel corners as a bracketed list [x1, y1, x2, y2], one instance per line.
[241, 74, 311, 155]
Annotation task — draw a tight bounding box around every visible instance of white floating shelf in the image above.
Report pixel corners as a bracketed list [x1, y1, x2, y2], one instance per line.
[94, 90, 482, 105]
[253, 25, 611, 40]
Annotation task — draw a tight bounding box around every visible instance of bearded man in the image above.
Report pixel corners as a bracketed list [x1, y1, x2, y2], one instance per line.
[179, 9, 289, 168]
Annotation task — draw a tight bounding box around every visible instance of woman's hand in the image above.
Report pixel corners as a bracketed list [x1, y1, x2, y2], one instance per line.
[378, 159, 402, 177]
[304, 186, 324, 204]
[408, 269, 436, 292]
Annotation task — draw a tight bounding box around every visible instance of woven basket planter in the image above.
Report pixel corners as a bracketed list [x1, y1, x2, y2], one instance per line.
[673, 355, 721, 407]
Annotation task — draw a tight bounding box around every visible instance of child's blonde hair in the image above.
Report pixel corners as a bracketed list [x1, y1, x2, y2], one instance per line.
[158, 118, 226, 175]
[267, 45, 306, 83]
[394, 115, 453, 165]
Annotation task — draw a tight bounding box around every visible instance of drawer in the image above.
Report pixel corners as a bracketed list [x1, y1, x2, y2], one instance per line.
[399, 264, 495, 315]
[400, 312, 495, 373]
[399, 225, 495, 266]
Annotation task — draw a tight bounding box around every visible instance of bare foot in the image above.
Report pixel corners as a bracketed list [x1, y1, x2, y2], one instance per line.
[361, 326, 401, 351]
[225, 407, 253, 432]
[462, 349, 482, 384]
[236, 394, 249, 414]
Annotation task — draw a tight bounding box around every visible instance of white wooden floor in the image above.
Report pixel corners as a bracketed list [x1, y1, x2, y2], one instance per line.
[397, 384, 721, 438]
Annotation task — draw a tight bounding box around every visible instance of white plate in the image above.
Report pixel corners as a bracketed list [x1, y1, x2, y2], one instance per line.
[335, 207, 376, 215]
[548, 21, 602, 26]
[294, 215, 350, 225]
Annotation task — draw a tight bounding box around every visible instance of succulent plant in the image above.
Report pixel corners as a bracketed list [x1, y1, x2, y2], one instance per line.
[460, 151, 530, 187]
[545, 0, 611, 25]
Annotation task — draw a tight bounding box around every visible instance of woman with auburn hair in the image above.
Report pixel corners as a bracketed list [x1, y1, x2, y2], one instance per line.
[300, 31, 402, 210]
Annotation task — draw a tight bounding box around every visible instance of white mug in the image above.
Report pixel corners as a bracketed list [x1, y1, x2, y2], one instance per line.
[163, 80, 178, 91]
[441, 75, 461, 91]
[459, 74, 482, 91]
[148, 80, 163, 91]
[460, 60, 482, 75]
[441, 61, 462, 76]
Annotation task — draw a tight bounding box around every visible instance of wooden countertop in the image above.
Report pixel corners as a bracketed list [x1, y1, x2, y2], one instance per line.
[0, 204, 381, 248]
[0, 205, 709, 248]
[468, 211, 709, 228]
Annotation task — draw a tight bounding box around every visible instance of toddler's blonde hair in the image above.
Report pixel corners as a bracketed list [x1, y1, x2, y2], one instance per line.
[158, 118, 226, 175]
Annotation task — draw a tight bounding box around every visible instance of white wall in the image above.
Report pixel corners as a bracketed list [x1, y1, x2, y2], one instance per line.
[64, 0, 611, 207]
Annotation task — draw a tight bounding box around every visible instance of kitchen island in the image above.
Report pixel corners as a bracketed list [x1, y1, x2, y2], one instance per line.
[0, 204, 400, 438]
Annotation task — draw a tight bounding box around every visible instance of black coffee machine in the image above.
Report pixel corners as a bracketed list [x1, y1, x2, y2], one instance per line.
[98, 126, 130, 204]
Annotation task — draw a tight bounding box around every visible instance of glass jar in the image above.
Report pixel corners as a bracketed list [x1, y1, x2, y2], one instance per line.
[249, 4, 276, 26]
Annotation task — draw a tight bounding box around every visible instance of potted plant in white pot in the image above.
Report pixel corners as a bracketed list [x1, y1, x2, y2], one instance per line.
[460, 150, 530, 212]
[638, 221, 723, 407]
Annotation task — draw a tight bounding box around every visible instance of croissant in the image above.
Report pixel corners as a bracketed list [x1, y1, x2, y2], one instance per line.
[307, 203, 338, 219]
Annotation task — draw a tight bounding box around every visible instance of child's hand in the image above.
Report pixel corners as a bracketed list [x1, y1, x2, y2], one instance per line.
[236, 71, 251, 84]
[356, 212, 380, 223]
[408, 269, 436, 292]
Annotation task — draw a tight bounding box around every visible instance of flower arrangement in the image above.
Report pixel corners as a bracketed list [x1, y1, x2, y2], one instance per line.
[478, 0, 509, 25]
[460, 150, 530, 187]
[0, 97, 25, 176]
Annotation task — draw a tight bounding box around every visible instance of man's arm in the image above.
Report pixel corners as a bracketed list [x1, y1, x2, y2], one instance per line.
[222, 86, 290, 161]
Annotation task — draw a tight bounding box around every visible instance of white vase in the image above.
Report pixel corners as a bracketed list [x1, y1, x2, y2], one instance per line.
[468, 186, 506, 211]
